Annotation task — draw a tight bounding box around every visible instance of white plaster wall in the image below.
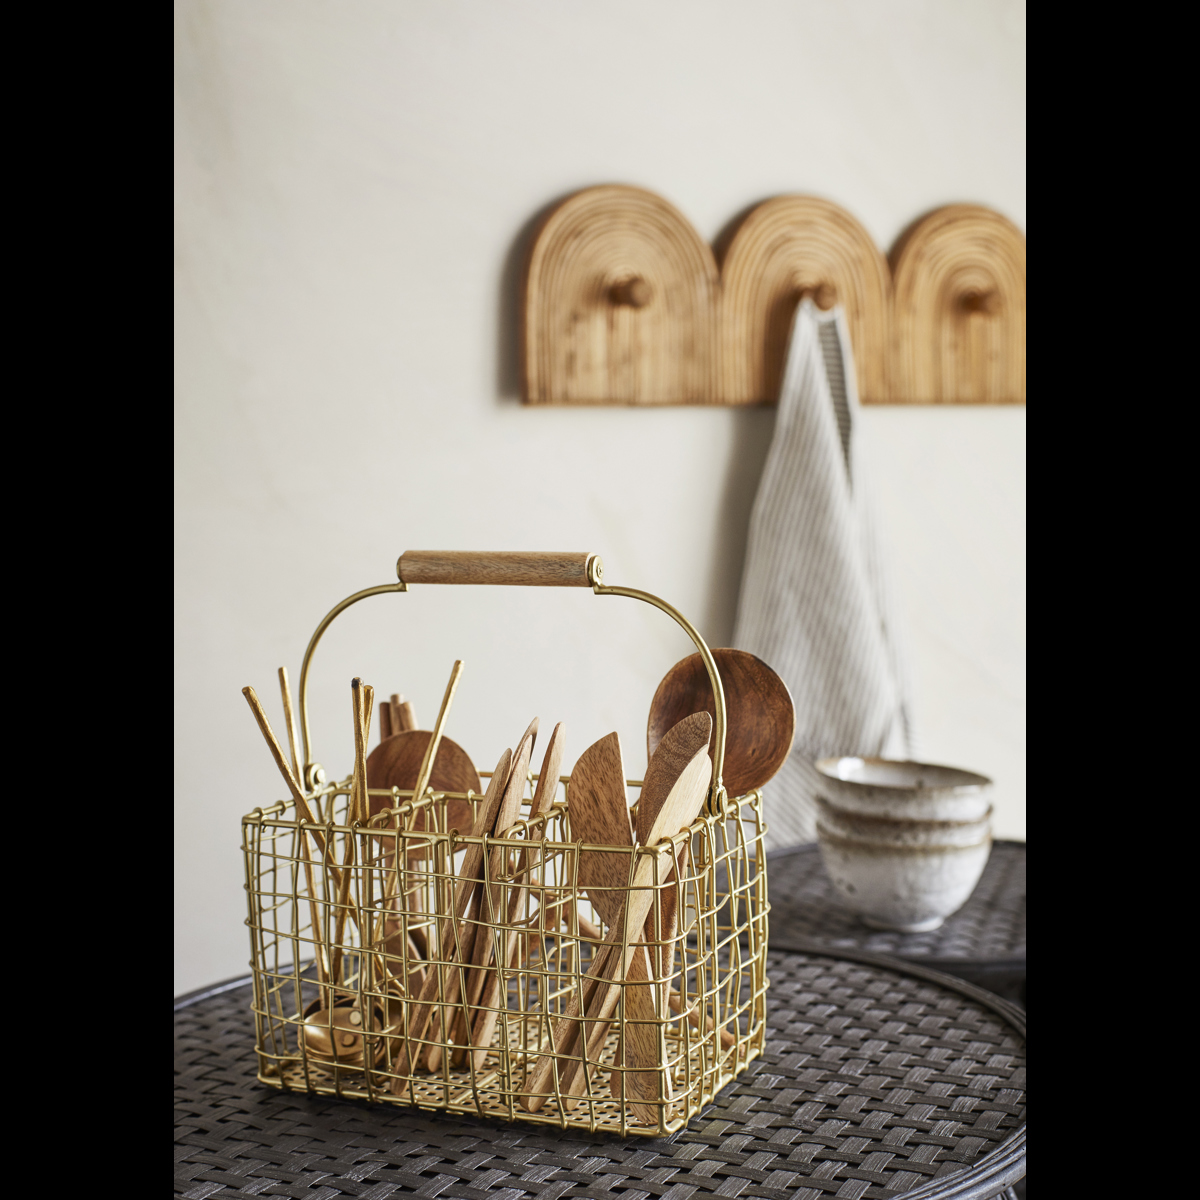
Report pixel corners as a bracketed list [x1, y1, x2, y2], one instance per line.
[174, 0, 1026, 995]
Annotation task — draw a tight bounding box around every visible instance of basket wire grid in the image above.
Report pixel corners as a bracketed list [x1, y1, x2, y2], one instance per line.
[242, 552, 771, 1137]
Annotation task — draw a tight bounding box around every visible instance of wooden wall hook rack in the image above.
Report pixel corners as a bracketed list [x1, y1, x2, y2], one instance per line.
[521, 186, 1025, 406]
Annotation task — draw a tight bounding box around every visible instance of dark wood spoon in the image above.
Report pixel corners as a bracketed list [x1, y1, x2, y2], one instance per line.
[647, 648, 795, 797]
[365, 730, 480, 848]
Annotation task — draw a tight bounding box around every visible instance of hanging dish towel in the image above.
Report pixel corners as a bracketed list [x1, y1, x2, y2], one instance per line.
[732, 299, 915, 848]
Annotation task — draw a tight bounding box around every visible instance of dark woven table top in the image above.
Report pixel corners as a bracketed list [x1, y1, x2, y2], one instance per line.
[766, 843, 1024, 1001]
[176, 949, 1025, 1200]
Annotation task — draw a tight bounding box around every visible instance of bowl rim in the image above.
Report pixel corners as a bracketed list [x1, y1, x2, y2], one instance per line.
[816, 821, 994, 854]
[814, 794, 994, 830]
[814, 755, 992, 793]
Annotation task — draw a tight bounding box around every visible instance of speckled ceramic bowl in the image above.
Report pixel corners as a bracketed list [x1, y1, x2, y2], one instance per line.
[814, 757, 992, 822]
[813, 756, 994, 931]
[815, 823, 993, 932]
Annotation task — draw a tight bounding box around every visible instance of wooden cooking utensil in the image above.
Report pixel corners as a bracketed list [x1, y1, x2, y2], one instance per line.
[647, 648, 795, 797]
[394, 694, 417, 732]
[379, 693, 418, 741]
[390, 746, 514, 1094]
[522, 739, 712, 1115]
[366, 734, 479, 841]
[542, 879, 734, 1051]
[467, 722, 565, 1068]
[376, 663, 466, 988]
[452, 718, 540, 1068]
[610, 711, 713, 1120]
[555, 731, 656, 1109]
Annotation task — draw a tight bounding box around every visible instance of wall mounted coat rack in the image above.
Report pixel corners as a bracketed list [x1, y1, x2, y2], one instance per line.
[521, 186, 1025, 405]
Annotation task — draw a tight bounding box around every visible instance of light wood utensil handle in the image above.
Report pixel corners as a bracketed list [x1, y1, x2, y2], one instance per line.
[397, 551, 596, 588]
[391, 694, 417, 732]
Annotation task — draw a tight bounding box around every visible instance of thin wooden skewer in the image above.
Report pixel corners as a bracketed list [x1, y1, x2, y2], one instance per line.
[242, 685, 331, 982]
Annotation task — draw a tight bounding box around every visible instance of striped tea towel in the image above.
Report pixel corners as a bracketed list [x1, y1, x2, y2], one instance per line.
[732, 299, 914, 848]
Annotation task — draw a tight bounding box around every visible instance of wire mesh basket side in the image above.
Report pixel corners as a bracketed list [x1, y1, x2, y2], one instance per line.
[243, 779, 769, 1135]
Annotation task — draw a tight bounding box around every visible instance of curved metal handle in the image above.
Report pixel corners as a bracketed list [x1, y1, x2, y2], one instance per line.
[295, 553, 728, 813]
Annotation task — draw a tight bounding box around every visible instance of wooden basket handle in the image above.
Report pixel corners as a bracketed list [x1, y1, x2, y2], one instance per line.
[294, 551, 728, 811]
[397, 551, 600, 588]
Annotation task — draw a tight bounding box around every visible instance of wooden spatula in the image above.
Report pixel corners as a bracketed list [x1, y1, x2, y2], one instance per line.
[610, 712, 712, 1119]
[389, 746, 513, 1094]
[447, 718, 539, 1068]
[468, 722, 566, 1069]
[556, 733, 656, 1103]
[522, 738, 712, 1115]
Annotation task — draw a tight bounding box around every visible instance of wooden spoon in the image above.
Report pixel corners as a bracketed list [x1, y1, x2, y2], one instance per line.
[647, 649, 795, 797]
[366, 731, 480, 848]
[522, 738, 712, 1116]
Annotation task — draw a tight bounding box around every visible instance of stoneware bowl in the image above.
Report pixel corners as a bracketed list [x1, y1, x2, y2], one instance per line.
[816, 824, 992, 932]
[814, 756, 992, 822]
[815, 795, 993, 847]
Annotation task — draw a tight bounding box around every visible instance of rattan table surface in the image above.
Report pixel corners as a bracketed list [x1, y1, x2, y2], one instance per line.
[765, 843, 1025, 1004]
[175, 948, 1025, 1200]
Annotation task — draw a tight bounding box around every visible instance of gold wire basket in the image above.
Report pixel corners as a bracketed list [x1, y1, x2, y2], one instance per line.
[243, 551, 770, 1137]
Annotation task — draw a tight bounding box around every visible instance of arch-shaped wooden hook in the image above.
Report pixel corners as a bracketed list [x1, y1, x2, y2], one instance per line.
[609, 277, 652, 307]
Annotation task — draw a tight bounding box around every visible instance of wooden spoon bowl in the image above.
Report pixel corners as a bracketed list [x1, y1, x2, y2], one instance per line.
[647, 649, 795, 797]
[366, 730, 481, 851]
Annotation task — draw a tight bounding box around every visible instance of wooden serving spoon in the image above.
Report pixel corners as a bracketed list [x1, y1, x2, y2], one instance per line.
[365, 731, 480, 846]
[647, 649, 795, 797]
